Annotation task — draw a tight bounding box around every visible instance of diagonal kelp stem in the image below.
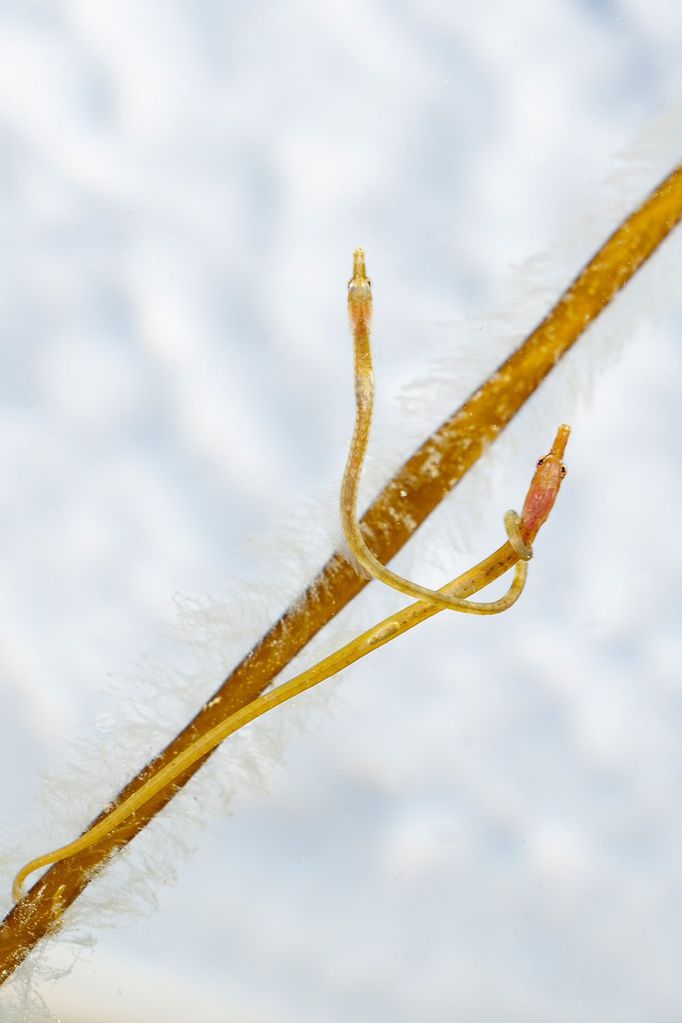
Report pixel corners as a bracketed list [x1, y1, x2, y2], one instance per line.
[2, 165, 681, 984]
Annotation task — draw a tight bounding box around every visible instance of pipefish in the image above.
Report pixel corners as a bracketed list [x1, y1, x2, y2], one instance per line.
[12, 259, 570, 904]
[342, 247, 568, 610]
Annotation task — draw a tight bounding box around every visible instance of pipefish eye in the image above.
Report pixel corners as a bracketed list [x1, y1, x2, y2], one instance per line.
[537, 458, 545, 467]
[560, 465, 567, 477]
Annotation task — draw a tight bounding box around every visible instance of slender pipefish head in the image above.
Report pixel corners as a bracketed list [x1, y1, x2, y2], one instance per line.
[348, 247, 373, 332]
[520, 424, 570, 543]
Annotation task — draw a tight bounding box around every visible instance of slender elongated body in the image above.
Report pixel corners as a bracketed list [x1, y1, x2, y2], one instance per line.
[342, 248, 569, 610]
[12, 256, 570, 904]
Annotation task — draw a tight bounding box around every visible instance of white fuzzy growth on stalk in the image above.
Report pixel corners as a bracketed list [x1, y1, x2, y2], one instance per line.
[1, 112, 681, 1018]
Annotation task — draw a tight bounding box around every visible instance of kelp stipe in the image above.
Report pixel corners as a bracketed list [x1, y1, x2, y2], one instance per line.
[2, 164, 681, 987]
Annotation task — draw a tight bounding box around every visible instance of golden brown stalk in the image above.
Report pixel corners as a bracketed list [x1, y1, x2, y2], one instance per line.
[1, 165, 681, 985]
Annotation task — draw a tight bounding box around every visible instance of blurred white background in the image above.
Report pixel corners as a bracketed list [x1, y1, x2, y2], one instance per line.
[0, 2, 681, 1021]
